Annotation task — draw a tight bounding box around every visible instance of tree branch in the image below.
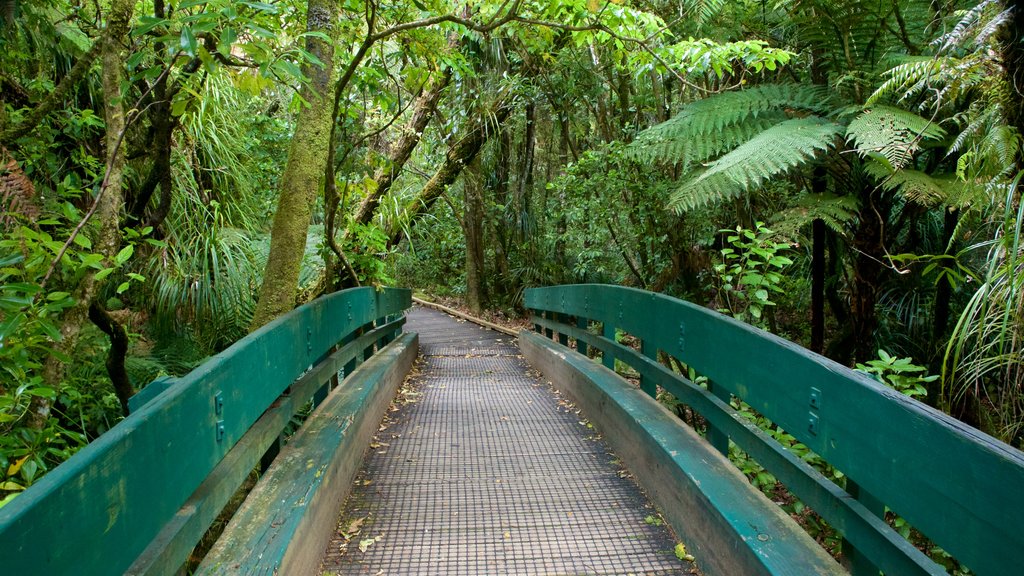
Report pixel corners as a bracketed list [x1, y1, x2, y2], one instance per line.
[0, 40, 103, 147]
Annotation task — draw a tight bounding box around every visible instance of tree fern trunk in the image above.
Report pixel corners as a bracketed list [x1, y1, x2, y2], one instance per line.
[811, 217, 826, 354]
[849, 187, 886, 364]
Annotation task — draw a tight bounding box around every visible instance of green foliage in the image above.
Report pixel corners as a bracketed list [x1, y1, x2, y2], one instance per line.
[631, 84, 831, 167]
[855, 349, 937, 399]
[712, 222, 794, 327]
[769, 193, 860, 239]
[670, 117, 843, 212]
[341, 222, 395, 287]
[845, 105, 946, 170]
[944, 176, 1024, 445]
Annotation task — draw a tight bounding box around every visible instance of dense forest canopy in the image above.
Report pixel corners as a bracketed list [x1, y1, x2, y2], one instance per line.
[1, 1, 1022, 560]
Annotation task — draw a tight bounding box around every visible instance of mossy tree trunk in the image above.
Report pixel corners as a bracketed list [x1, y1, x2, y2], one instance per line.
[32, 0, 133, 426]
[463, 160, 486, 315]
[250, 0, 341, 331]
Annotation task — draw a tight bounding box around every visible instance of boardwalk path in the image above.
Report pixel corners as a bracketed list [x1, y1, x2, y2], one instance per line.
[321, 306, 689, 575]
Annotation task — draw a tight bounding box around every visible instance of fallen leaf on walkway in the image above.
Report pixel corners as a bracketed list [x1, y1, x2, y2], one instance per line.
[359, 535, 382, 553]
[340, 516, 366, 541]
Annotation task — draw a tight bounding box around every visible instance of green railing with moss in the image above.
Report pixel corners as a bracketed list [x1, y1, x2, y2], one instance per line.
[525, 284, 1024, 576]
[0, 287, 412, 576]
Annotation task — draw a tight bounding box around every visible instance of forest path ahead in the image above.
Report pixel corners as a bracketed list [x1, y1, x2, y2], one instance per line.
[321, 306, 692, 575]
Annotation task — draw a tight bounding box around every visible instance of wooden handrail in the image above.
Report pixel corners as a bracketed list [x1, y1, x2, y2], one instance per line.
[0, 287, 412, 576]
[525, 284, 1024, 576]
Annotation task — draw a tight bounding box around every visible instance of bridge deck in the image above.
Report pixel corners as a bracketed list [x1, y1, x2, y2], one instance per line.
[320, 306, 693, 575]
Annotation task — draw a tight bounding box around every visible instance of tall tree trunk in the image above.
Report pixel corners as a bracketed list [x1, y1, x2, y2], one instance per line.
[32, 0, 133, 428]
[490, 126, 512, 291]
[463, 161, 486, 314]
[250, 0, 341, 330]
[351, 69, 452, 225]
[89, 302, 132, 415]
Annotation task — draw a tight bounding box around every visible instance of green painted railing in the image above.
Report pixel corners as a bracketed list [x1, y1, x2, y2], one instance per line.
[525, 284, 1024, 576]
[0, 287, 412, 576]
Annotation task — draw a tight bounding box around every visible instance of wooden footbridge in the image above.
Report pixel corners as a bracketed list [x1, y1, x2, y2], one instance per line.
[1, 285, 1022, 575]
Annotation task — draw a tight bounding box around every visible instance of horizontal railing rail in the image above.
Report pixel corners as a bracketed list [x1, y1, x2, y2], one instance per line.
[525, 284, 1024, 576]
[0, 287, 412, 576]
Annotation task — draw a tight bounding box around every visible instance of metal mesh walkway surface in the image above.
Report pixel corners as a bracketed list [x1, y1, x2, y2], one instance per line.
[321, 306, 691, 575]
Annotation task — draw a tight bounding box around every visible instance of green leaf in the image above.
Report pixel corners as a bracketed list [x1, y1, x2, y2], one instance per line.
[72, 234, 92, 249]
[180, 26, 198, 57]
[94, 267, 115, 281]
[218, 27, 237, 55]
[116, 281, 131, 294]
[115, 245, 134, 265]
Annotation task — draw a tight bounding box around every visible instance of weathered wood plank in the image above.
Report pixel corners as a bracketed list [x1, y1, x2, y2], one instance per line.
[0, 288, 411, 576]
[525, 284, 1024, 576]
[520, 330, 843, 576]
[195, 332, 419, 576]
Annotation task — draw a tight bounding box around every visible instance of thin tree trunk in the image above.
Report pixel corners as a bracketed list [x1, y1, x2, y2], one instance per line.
[811, 217, 826, 354]
[250, 0, 341, 330]
[517, 102, 535, 240]
[32, 0, 133, 428]
[849, 186, 886, 364]
[89, 302, 132, 415]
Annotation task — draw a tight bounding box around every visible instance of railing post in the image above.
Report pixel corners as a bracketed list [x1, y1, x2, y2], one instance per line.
[844, 481, 884, 576]
[557, 313, 570, 347]
[639, 339, 656, 398]
[602, 321, 615, 371]
[575, 317, 588, 357]
[543, 311, 554, 339]
[362, 321, 376, 361]
[706, 380, 731, 456]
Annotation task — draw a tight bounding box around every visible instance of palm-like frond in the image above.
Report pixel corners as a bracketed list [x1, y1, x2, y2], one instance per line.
[683, 0, 728, 27]
[846, 105, 946, 170]
[770, 193, 860, 239]
[630, 84, 831, 166]
[668, 117, 843, 212]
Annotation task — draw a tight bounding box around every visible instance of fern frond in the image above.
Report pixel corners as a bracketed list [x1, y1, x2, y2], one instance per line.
[846, 106, 946, 169]
[636, 114, 782, 167]
[867, 57, 944, 107]
[865, 160, 965, 207]
[683, 0, 727, 27]
[631, 84, 831, 164]
[770, 193, 860, 239]
[668, 117, 843, 212]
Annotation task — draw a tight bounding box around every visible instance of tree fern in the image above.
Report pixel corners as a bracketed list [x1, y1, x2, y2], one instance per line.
[846, 105, 946, 170]
[630, 84, 831, 165]
[668, 117, 843, 212]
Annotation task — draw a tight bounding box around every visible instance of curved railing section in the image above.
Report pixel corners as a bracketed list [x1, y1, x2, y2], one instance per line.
[525, 284, 1023, 576]
[0, 287, 412, 576]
